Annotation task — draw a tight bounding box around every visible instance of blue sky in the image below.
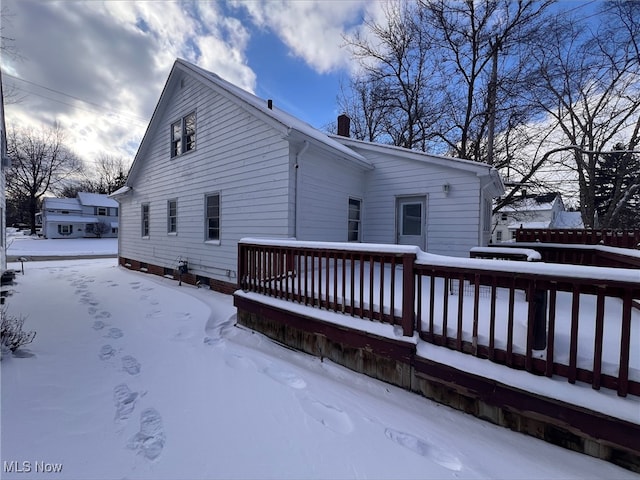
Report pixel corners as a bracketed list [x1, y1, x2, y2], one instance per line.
[1, 0, 380, 166]
[1, 0, 604, 171]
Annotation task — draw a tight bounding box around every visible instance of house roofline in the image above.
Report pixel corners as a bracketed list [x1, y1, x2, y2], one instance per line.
[330, 135, 498, 174]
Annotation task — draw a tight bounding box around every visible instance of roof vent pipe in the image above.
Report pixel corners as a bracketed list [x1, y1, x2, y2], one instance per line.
[267, 99, 273, 110]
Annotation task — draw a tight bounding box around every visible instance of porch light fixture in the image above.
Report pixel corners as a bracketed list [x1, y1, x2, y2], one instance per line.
[443, 183, 450, 195]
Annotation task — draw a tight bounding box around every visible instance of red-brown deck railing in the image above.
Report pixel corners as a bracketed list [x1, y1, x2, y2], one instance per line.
[238, 239, 640, 397]
[516, 228, 640, 249]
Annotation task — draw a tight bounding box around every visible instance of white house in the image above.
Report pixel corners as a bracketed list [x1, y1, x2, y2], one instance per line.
[1, 69, 9, 274]
[492, 192, 583, 243]
[112, 59, 504, 293]
[38, 192, 119, 239]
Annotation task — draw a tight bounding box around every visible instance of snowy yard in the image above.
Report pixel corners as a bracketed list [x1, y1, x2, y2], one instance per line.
[1, 255, 638, 479]
[6, 234, 117, 258]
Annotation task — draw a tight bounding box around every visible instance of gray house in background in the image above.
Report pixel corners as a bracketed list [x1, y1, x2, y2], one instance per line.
[113, 59, 504, 293]
[37, 192, 119, 239]
[492, 192, 584, 243]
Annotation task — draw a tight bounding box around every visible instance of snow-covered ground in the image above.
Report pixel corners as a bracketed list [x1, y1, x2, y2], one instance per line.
[6, 234, 117, 258]
[1, 253, 638, 478]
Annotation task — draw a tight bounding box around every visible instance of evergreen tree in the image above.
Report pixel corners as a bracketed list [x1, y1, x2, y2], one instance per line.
[594, 143, 640, 229]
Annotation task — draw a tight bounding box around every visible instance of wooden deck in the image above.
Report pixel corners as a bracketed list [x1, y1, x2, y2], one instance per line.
[235, 239, 640, 472]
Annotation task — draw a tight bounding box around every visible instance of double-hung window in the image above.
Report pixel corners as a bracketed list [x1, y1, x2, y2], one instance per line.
[97, 207, 108, 216]
[348, 198, 362, 242]
[167, 199, 177, 234]
[141, 203, 150, 237]
[171, 112, 196, 158]
[205, 194, 220, 241]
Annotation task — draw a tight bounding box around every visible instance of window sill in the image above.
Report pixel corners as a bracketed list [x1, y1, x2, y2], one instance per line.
[168, 232, 178, 237]
[170, 147, 196, 160]
[142, 236, 150, 240]
[204, 240, 221, 246]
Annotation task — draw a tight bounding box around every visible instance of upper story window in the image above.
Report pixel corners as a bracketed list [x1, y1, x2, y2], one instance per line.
[171, 112, 196, 158]
[97, 207, 108, 216]
[348, 198, 362, 242]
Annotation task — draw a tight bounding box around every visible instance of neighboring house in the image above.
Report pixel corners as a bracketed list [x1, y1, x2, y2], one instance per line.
[492, 192, 583, 243]
[38, 192, 119, 239]
[1, 69, 9, 274]
[112, 59, 504, 293]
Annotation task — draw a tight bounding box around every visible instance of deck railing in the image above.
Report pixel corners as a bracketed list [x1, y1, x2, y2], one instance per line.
[237, 239, 640, 397]
[516, 228, 640, 249]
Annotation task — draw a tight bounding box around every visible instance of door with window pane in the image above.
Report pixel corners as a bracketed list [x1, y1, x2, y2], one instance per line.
[396, 196, 426, 249]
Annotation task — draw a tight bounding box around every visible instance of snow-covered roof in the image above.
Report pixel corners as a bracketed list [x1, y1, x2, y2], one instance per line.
[507, 221, 550, 230]
[182, 61, 370, 168]
[500, 193, 560, 213]
[43, 197, 82, 211]
[553, 211, 584, 229]
[108, 185, 131, 198]
[77, 192, 118, 208]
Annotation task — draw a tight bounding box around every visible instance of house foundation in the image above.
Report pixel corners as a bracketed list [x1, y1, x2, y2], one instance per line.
[118, 256, 237, 295]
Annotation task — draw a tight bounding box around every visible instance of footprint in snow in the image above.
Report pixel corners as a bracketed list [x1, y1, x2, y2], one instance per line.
[384, 428, 462, 472]
[113, 383, 138, 421]
[95, 311, 112, 319]
[88, 306, 98, 315]
[299, 396, 353, 434]
[106, 327, 123, 339]
[224, 353, 255, 370]
[263, 366, 307, 389]
[128, 408, 165, 460]
[99, 344, 116, 360]
[93, 320, 106, 330]
[122, 355, 141, 375]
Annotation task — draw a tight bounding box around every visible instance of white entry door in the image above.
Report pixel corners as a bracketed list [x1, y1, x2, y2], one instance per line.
[397, 196, 426, 249]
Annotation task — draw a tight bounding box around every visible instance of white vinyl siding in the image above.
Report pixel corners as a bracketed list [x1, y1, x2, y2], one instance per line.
[296, 150, 366, 242]
[118, 72, 292, 281]
[352, 146, 482, 258]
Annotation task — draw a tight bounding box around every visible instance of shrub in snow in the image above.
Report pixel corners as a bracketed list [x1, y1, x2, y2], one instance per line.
[1, 308, 36, 353]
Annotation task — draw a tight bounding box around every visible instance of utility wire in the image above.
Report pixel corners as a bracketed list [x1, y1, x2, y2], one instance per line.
[3, 73, 149, 125]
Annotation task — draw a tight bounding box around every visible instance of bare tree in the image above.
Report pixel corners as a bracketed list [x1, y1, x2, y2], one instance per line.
[94, 154, 127, 194]
[61, 154, 129, 196]
[6, 125, 83, 234]
[343, 1, 438, 150]
[528, 1, 640, 227]
[341, 0, 556, 209]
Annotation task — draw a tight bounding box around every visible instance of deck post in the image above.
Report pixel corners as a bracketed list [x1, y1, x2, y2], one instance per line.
[401, 253, 416, 336]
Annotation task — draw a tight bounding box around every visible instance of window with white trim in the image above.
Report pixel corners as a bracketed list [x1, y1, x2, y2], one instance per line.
[171, 112, 196, 158]
[58, 224, 73, 235]
[141, 203, 150, 237]
[348, 198, 362, 242]
[97, 207, 108, 216]
[205, 194, 220, 241]
[167, 199, 177, 234]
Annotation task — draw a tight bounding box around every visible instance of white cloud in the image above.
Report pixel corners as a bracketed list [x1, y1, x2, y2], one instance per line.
[1, 0, 258, 166]
[231, 0, 376, 74]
